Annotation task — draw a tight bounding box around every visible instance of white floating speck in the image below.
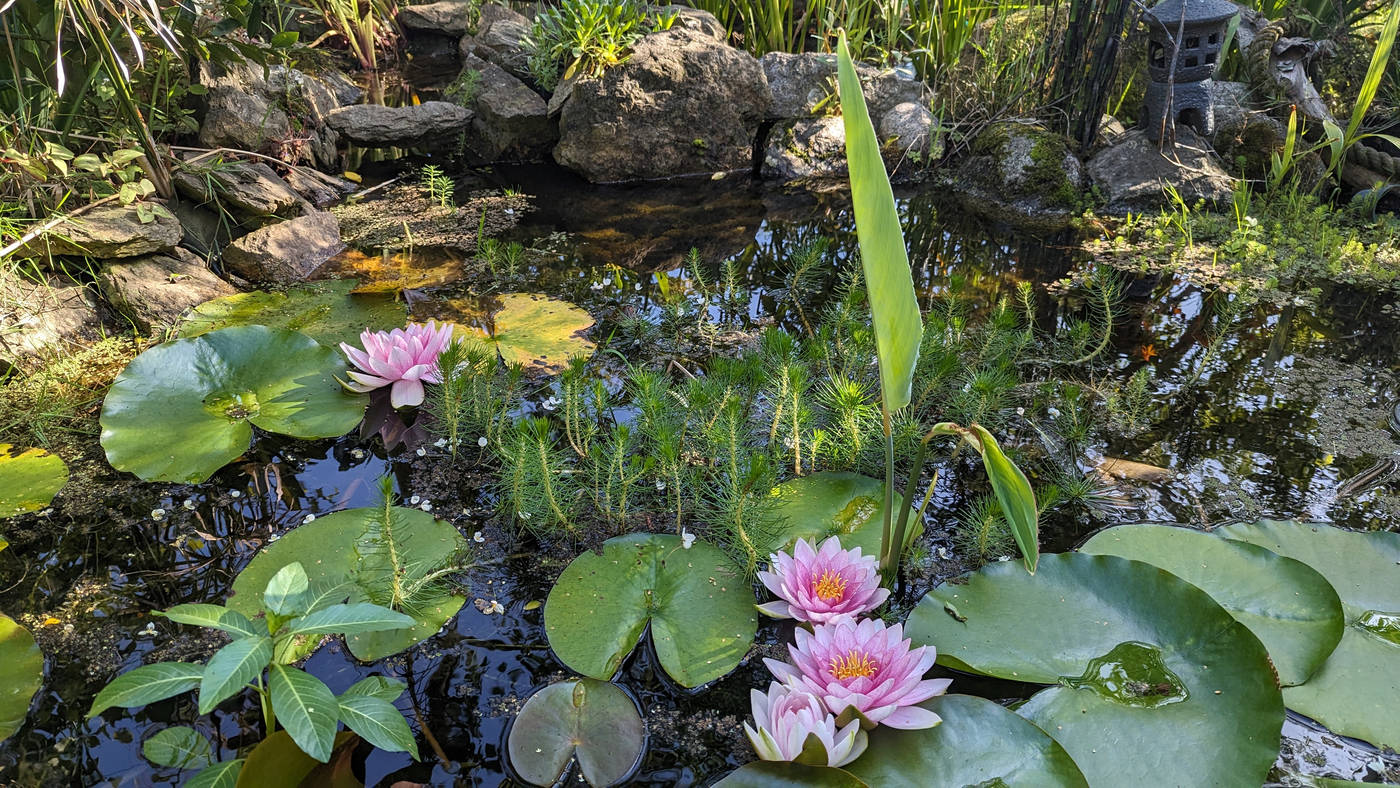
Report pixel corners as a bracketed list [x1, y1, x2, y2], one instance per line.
[473, 531, 485, 543]
[303, 514, 316, 524]
[150, 508, 166, 520]
[478, 436, 488, 447]
[416, 447, 427, 456]
[410, 495, 421, 505]
[229, 490, 241, 498]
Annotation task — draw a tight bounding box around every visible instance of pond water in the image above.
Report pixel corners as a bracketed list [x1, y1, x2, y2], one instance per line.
[2, 164, 1398, 786]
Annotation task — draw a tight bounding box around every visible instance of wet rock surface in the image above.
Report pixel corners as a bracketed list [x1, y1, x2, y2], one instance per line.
[1089, 127, 1236, 214]
[953, 124, 1085, 231]
[221, 211, 345, 284]
[461, 55, 555, 161]
[762, 117, 849, 183]
[398, 0, 475, 36]
[97, 247, 236, 331]
[326, 101, 474, 149]
[173, 159, 308, 219]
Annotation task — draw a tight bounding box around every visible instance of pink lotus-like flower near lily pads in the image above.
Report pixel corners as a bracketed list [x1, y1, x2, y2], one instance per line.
[757, 536, 889, 624]
[340, 322, 454, 408]
[765, 617, 949, 730]
[743, 681, 867, 768]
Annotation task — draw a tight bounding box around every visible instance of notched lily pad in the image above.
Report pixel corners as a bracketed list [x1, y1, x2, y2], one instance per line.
[507, 678, 644, 787]
[179, 279, 406, 348]
[0, 444, 68, 517]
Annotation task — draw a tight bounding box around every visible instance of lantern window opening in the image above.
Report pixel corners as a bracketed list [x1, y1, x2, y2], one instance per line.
[1185, 35, 1199, 48]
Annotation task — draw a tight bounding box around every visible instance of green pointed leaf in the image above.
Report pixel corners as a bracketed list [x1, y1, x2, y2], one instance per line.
[284, 603, 414, 637]
[263, 563, 311, 617]
[199, 637, 273, 714]
[836, 35, 921, 411]
[967, 424, 1038, 573]
[754, 472, 915, 558]
[179, 279, 406, 349]
[845, 695, 1087, 787]
[142, 725, 214, 769]
[186, 758, 243, 788]
[544, 534, 756, 687]
[714, 762, 869, 787]
[1081, 523, 1344, 686]
[268, 665, 339, 762]
[158, 604, 260, 638]
[341, 676, 407, 703]
[507, 679, 643, 787]
[0, 444, 68, 518]
[1217, 520, 1400, 749]
[100, 326, 367, 484]
[0, 613, 43, 741]
[906, 553, 1284, 787]
[88, 662, 203, 717]
[337, 694, 418, 758]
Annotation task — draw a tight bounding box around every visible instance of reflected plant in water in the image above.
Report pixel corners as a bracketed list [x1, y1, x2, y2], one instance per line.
[744, 681, 868, 768]
[757, 536, 889, 624]
[341, 321, 455, 408]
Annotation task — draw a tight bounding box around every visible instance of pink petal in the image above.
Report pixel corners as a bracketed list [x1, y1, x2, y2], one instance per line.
[390, 378, 425, 408]
[880, 705, 942, 730]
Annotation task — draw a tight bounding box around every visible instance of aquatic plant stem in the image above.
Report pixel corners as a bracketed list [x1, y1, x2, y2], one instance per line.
[256, 679, 276, 735]
[880, 408, 896, 577]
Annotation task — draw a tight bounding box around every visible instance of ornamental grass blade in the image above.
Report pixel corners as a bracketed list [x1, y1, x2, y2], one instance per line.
[837, 33, 922, 411]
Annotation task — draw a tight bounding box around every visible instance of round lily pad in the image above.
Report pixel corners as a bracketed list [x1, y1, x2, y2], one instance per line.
[906, 552, 1284, 787]
[753, 471, 914, 559]
[424, 293, 595, 374]
[228, 506, 467, 662]
[507, 679, 644, 787]
[714, 762, 869, 787]
[179, 279, 406, 349]
[100, 326, 367, 483]
[0, 613, 43, 742]
[1217, 520, 1400, 750]
[544, 533, 756, 687]
[1081, 523, 1344, 686]
[0, 445, 67, 517]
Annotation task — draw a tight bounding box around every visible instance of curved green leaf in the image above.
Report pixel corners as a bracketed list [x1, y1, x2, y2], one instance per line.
[714, 762, 869, 787]
[179, 279, 406, 349]
[337, 694, 418, 758]
[906, 553, 1284, 787]
[88, 662, 203, 717]
[284, 603, 414, 638]
[263, 563, 312, 618]
[100, 326, 367, 483]
[836, 35, 921, 411]
[1217, 520, 1400, 749]
[268, 664, 338, 763]
[159, 604, 261, 638]
[199, 637, 272, 714]
[0, 444, 67, 518]
[142, 725, 214, 769]
[544, 534, 756, 687]
[0, 613, 43, 741]
[186, 758, 244, 788]
[845, 695, 1087, 787]
[1081, 523, 1344, 685]
[966, 424, 1038, 574]
[755, 472, 914, 558]
[341, 676, 406, 703]
[235, 729, 359, 788]
[507, 679, 644, 787]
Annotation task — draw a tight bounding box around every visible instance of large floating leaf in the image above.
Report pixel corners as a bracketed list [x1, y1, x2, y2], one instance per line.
[507, 678, 644, 787]
[319, 248, 465, 293]
[228, 506, 466, 661]
[714, 762, 869, 787]
[0, 445, 67, 518]
[0, 613, 42, 742]
[1217, 520, 1400, 750]
[754, 472, 911, 558]
[846, 695, 1087, 787]
[906, 553, 1284, 787]
[235, 729, 360, 788]
[179, 279, 406, 349]
[421, 292, 595, 374]
[100, 326, 367, 483]
[1081, 523, 1344, 686]
[544, 534, 756, 687]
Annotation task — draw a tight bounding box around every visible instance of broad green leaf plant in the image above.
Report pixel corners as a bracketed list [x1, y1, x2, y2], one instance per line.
[88, 562, 420, 782]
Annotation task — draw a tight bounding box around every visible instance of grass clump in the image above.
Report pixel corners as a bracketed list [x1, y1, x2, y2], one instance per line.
[0, 337, 142, 450]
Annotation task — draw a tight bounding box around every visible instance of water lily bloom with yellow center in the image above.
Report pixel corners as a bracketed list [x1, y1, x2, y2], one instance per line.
[340, 321, 455, 408]
[743, 681, 868, 768]
[765, 617, 949, 729]
[756, 536, 889, 624]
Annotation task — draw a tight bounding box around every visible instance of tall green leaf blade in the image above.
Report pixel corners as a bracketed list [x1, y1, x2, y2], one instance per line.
[198, 637, 273, 714]
[337, 694, 418, 758]
[268, 665, 338, 763]
[159, 605, 260, 638]
[968, 424, 1038, 573]
[88, 662, 204, 717]
[283, 603, 415, 637]
[185, 759, 243, 788]
[1346, 1, 1400, 141]
[837, 34, 922, 411]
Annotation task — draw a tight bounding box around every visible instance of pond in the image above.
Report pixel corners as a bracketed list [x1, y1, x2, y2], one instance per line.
[2, 163, 1398, 786]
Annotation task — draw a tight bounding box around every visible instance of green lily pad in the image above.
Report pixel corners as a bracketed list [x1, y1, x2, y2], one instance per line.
[754, 472, 914, 559]
[1217, 520, 1400, 750]
[845, 695, 1088, 787]
[228, 506, 467, 662]
[235, 729, 360, 788]
[0, 444, 67, 518]
[906, 553, 1284, 787]
[0, 613, 42, 742]
[423, 293, 595, 374]
[178, 279, 406, 349]
[714, 762, 869, 787]
[507, 679, 644, 787]
[100, 326, 367, 483]
[1081, 523, 1344, 686]
[544, 534, 756, 687]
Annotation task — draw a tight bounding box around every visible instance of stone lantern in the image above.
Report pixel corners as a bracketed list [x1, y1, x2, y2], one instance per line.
[1142, 0, 1238, 141]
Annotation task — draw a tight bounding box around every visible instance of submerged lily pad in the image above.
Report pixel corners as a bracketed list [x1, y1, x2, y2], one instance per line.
[1217, 520, 1400, 750]
[507, 679, 644, 787]
[906, 553, 1284, 787]
[318, 248, 466, 293]
[846, 695, 1088, 787]
[0, 445, 67, 517]
[1081, 523, 1344, 686]
[100, 326, 367, 483]
[179, 279, 406, 349]
[424, 293, 595, 374]
[754, 472, 912, 559]
[544, 534, 756, 687]
[229, 506, 466, 662]
[0, 613, 42, 742]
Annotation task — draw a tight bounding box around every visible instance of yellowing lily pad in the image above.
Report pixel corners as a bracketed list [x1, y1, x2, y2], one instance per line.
[0, 613, 42, 742]
[420, 293, 594, 374]
[317, 248, 466, 293]
[0, 445, 68, 518]
[178, 279, 405, 349]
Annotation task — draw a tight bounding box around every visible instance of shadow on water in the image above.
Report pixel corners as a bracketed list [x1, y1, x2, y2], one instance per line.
[2, 163, 1398, 785]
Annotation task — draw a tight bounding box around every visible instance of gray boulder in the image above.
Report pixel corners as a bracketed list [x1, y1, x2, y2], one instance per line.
[1088, 127, 1235, 215]
[460, 5, 533, 83]
[761, 52, 929, 121]
[221, 212, 345, 284]
[880, 101, 939, 160]
[98, 247, 236, 330]
[198, 59, 352, 168]
[656, 5, 726, 40]
[0, 271, 102, 373]
[762, 117, 848, 182]
[461, 55, 554, 160]
[554, 26, 769, 182]
[282, 167, 360, 207]
[325, 101, 473, 148]
[1210, 81, 1288, 180]
[174, 160, 307, 218]
[952, 124, 1086, 232]
[10, 203, 182, 260]
[398, 0, 475, 36]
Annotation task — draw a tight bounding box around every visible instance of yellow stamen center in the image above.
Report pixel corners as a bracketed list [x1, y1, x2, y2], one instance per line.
[812, 569, 848, 602]
[830, 649, 879, 680]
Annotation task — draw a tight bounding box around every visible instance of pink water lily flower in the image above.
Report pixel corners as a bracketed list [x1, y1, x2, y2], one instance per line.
[765, 617, 949, 730]
[757, 536, 889, 624]
[339, 321, 455, 408]
[743, 681, 867, 768]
